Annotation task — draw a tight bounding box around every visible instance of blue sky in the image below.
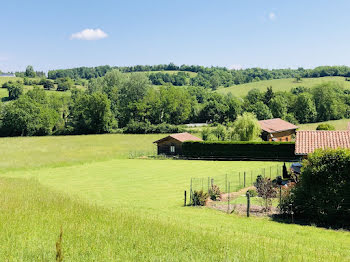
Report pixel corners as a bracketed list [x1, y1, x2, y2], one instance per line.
[1, 0, 350, 72]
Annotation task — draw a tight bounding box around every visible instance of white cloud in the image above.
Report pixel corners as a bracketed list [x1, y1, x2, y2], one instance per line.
[268, 12, 276, 21]
[70, 28, 108, 41]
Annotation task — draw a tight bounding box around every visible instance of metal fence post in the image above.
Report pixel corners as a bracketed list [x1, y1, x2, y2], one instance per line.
[227, 182, 231, 214]
[246, 191, 250, 217]
[184, 190, 187, 206]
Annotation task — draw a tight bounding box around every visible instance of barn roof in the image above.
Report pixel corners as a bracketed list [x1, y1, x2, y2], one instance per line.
[295, 130, 350, 155]
[258, 118, 298, 133]
[153, 132, 202, 144]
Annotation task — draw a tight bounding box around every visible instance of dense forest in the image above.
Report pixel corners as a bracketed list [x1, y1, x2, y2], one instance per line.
[47, 64, 350, 89]
[1, 65, 350, 137]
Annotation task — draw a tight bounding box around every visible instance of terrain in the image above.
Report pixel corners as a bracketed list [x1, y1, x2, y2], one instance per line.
[217, 76, 350, 97]
[0, 134, 349, 261]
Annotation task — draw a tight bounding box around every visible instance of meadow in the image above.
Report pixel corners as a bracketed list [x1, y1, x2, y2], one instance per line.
[217, 76, 350, 97]
[0, 134, 349, 261]
[298, 118, 350, 130]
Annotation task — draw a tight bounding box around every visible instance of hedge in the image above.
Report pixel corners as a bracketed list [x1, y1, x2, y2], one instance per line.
[182, 141, 296, 160]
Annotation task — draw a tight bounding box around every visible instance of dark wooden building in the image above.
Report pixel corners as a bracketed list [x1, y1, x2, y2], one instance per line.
[258, 118, 298, 142]
[153, 132, 202, 155]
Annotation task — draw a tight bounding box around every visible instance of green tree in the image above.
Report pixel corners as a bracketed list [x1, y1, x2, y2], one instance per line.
[264, 86, 275, 106]
[269, 96, 287, 118]
[69, 92, 116, 134]
[312, 83, 346, 121]
[57, 77, 74, 91]
[250, 101, 273, 120]
[246, 88, 263, 104]
[7, 82, 24, 100]
[293, 93, 317, 123]
[118, 73, 151, 127]
[1, 91, 59, 136]
[43, 80, 55, 90]
[232, 112, 261, 141]
[25, 65, 36, 78]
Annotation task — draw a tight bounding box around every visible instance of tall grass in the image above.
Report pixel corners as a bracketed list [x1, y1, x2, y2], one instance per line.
[1, 177, 349, 261]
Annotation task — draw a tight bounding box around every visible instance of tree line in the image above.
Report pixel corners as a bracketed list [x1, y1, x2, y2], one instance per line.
[47, 64, 350, 90]
[1, 69, 350, 137]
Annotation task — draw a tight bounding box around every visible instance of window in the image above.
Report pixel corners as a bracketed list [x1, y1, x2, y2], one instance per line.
[170, 145, 175, 153]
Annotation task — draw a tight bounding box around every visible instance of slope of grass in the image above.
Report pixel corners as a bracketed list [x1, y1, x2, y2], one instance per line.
[2, 157, 350, 261]
[2, 176, 349, 261]
[0, 134, 163, 172]
[298, 118, 350, 130]
[217, 76, 350, 97]
[1, 134, 350, 261]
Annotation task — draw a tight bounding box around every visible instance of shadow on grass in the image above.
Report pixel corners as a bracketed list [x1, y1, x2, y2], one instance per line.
[271, 214, 349, 231]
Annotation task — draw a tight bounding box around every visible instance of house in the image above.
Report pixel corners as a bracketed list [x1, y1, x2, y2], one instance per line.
[295, 130, 350, 156]
[154, 132, 202, 155]
[0, 73, 16, 77]
[258, 118, 298, 142]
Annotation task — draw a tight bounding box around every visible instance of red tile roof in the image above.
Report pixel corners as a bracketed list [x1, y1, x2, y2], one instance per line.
[258, 118, 298, 133]
[295, 130, 350, 155]
[153, 132, 202, 144]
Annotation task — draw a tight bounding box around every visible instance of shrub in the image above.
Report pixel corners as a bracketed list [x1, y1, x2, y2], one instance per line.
[246, 188, 258, 197]
[282, 148, 350, 228]
[316, 123, 335, 130]
[208, 184, 221, 201]
[192, 190, 208, 206]
[254, 176, 277, 211]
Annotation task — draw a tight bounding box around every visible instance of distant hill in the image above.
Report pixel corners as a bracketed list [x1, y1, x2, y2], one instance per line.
[216, 76, 350, 97]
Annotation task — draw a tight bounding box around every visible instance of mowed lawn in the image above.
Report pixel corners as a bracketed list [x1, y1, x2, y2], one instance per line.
[298, 118, 350, 130]
[0, 134, 349, 261]
[0, 134, 163, 172]
[217, 76, 350, 97]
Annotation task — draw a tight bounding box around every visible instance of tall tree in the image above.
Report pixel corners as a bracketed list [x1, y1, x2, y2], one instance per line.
[233, 112, 261, 141]
[293, 93, 317, 123]
[25, 65, 36, 78]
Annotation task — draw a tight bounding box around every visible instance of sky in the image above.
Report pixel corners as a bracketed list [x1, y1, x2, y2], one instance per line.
[1, 0, 350, 72]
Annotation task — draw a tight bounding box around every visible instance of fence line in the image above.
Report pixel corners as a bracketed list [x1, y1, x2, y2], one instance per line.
[189, 163, 293, 205]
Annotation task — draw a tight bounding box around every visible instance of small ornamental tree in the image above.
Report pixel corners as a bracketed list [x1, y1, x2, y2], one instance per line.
[208, 184, 221, 201]
[254, 176, 277, 211]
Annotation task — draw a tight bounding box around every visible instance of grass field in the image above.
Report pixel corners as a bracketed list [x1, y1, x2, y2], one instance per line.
[217, 76, 350, 97]
[0, 134, 349, 261]
[298, 118, 350, 130]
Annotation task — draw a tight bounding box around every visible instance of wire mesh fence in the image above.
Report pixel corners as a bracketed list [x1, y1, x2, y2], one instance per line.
[189, 162, 293, 206]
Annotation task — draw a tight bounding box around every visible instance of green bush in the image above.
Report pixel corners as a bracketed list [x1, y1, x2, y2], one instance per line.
[283, 148, 350, 228]
[208, 184, 221, 201]
[182, 141, 295, 160]
[192, 190, 208, 206]
[316, 123, 335, 130]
